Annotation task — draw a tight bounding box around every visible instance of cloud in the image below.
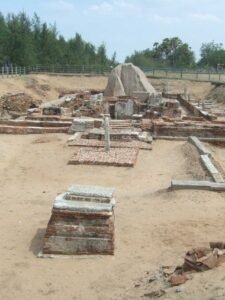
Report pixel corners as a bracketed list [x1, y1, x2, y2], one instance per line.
[84, 0, 141, 16]
[41, 0, 76, 14]
[190, 13, 222, 23]
[152, 14, 180, 24]
[89, 2, 113, 14]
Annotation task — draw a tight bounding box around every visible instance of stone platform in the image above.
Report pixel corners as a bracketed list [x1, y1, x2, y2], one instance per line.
[68, 147, 139, 167]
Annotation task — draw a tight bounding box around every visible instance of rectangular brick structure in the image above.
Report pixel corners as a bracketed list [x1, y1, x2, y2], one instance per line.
[42, 185, 115, 255]
[68, 147, 139, 167]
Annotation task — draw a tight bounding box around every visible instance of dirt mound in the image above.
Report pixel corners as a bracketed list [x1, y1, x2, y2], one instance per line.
[0, 93, 42, 116]
[181, 142, 209, 180]
[207, 85, 225, 104]
[25, 78, 50, 98]
[104, 63, 156, 97]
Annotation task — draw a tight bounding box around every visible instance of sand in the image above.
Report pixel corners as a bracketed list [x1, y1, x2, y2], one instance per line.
[0, 74, 107, 101]
[0, 74, 215, 104]
[1, 135, 225, 300]
[1, 75, 225, 299]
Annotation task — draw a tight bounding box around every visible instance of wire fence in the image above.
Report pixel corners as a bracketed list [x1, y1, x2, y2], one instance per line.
[1, 65, 225, 83]
[27, 65, 112, 74]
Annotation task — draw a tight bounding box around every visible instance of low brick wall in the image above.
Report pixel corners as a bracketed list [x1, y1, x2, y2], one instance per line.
[0, 125, 69, 134]
[153, 121, 225, 138]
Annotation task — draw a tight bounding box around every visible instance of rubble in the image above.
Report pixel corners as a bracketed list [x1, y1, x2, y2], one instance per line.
[165, 245, 225, 286]
[0, 92, 42, 116]
[42, 106, 63, 115]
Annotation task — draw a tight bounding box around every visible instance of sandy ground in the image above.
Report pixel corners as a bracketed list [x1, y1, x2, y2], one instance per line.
[0, 74, 108, 101]
[0, 74, 214, 103]
[1, 135, 225, 300]
[0, 75, 225, 299]
[150, 78, 213, 101]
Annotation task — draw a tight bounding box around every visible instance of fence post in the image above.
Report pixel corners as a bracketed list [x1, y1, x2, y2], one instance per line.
[7, 67, 9, 78]
[180, 70, 183, 79]
[196, 73, 198, 80]
[2, 66, 4, 77]
[208, 72, 211, 81]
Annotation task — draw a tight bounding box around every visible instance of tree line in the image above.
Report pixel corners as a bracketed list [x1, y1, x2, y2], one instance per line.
[0, 12, 116, 67]
[125, 37, 225, 70]
[0, 11, 225, 70]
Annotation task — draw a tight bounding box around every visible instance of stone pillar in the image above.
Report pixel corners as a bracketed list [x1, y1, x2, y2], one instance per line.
[163, 82, 169, 94]
[104, 116, 110, 152]
[184, 85, 190, 101]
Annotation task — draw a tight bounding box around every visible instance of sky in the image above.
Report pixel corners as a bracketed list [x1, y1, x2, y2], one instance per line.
[1, 0, 225, 62]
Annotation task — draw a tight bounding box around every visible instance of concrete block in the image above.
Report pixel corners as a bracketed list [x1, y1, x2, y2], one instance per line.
[189, 136, 211, 156]
[200, 155, 224, 183]
[171, 180, 225, 192]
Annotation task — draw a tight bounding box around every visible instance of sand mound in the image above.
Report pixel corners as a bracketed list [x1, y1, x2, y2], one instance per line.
[104, 63, 156, 97]
[181, 142, 209, 180]
[207, 85, 225, 104]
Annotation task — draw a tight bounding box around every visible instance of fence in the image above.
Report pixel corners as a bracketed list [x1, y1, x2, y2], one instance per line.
[2, 65, 225, 83]
[26, 65, 112, 74]
[144, 68, 225, 83]
[0, 66, 26, 77]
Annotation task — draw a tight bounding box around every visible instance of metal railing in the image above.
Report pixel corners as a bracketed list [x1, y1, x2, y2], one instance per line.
[0, 66, 26, 77]
[2, 64, 225, 83]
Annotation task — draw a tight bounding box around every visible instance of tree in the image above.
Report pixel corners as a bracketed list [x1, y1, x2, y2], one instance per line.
[0, 13, 7, 64]
[126, 37, 195, 68]
[6, 12, 35, 65]
[199, 41, 225, 68]
[0, 11, 113, 68]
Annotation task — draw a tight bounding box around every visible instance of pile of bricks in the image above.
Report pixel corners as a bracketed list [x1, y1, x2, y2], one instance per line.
[69, 147, 139, 167]
[42, 185, 115, 255]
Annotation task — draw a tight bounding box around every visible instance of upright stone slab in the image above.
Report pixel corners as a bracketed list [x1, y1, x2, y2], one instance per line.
[42, 185, 115, 255]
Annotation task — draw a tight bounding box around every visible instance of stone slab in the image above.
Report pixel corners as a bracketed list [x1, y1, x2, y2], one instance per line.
[200, 154, 224, 182]
[189, 136, 211, 156]
[171, 180, 225, 191]
[67, 185, 114, 199]
[53, 200, 113, 214]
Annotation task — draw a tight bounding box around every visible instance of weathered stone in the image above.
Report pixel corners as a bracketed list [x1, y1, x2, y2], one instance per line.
[104, 63, 156, 97]
[169, 274, 188, 286]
